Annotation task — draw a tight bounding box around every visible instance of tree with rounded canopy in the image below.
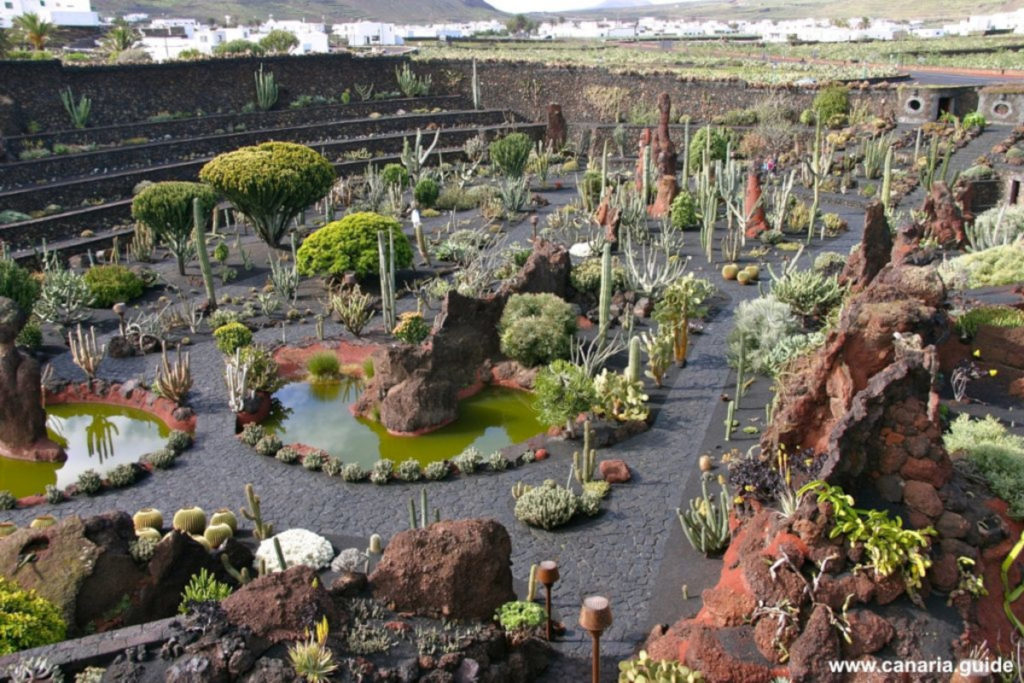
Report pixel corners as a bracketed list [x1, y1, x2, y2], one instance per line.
[132, 181, 217, 274]
[259, 29, 298, 54]
[199, 142, 335, 248]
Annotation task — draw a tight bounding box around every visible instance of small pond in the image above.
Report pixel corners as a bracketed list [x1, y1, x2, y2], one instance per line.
[265, 379, 545, 468]
[0, 403, 171, 498]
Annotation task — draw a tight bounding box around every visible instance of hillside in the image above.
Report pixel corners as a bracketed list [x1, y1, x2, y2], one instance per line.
[565, 0, 1024, 22]
[90, 0, 502, 23]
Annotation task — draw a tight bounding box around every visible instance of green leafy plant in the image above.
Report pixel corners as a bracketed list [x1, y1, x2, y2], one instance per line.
[941, 243, 1024, 288]
[618, 650, 704, 682]
[726, 296, 802, 375]
[955, 305, 1024, 339]
[495, 600, 545, 633]
[812, 85, 849, 121]
[593, 368, 649, 421]
[499, 293, 577, 367]
[800, 481, 935, 592]
[0, 259, 40, 316]
[82, 265, 143, 308]
[296, 212, 412, 279]
[688, 126, 734, 174]
[200, 142, 335, 248]
[489, 132, 533, 179]
[132, 181, 217, 275]
[414, 177, 439, 208]
[0, 577, 66, 655]
[380, 163, 409, 189]
[392, 311, 430, 344]
[289, 616, 337, 682]
[59, 87, 91, 129]
[677, 474, 731, 555]
[514, 480, 580, 529]
[259, 29, 297, 54]
[670, 190, 699, 230]
[570, 256, 627, 295]
[395, 63, 431, 97]
[770, 268, 846, 320]
[944, 414, 1024, 518]
[178, 568, 233, 614]
[306, 351, 340, 380]
[533, 359, 596, 434]
[213, 322, 252, 355]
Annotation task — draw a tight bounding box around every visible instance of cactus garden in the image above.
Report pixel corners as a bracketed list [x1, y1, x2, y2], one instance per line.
[1, 49, 1024, 683]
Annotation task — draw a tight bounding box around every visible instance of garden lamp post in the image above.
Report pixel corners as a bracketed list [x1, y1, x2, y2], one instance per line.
[579, 595, 612, 683]
[536, 560, 559, 640]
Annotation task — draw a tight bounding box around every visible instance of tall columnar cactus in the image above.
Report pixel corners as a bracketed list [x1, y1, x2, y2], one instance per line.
[240, 483, 274, 541]
[1002, 530, 1024, 636]
[681, 118, 691, 186]
[378, 229, 397, 334]
[733, 334, 746, 411]
[677, 474, 731, 556]
[600, 140, 609, 199]
[471, 57, 480, 110]
[572, 420, 597, 486]
[527, 563, 539, 602]
[401, 128, 440, 183]
[194, 197, 218, 312]
[627, 335, 642, 383]
[598, 242, 612, 348]
[724, 400, 736, 442]
[408, 488, 440, 529]
[881, 145, 894, 212]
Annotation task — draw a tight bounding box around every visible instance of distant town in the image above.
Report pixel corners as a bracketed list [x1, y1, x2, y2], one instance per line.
[3, 0, 1024, 62]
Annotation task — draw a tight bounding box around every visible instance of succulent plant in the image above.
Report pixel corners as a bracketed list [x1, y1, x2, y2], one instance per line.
[129, 536, 159, 563]
[166, 430, 193, 454]
[513, 481, 578, 530]
[487, 451, 509, 472]
[4, 655, 65, 683]
[189, 534, 212, 551]
[0, 522, 17, 537]
[76, 469, 102, 495]
[423, 461, 450, 481]
[209, 508, 238, 532]
[204, 523, 233, 549]
[275, 445, 300, 463]
[0, 490, 15, 510]
[618, 650, 703, 682]
[342, 463, 367, 482]
[256, 435, 283, 457]
[143, 448, 177, 470]
[370, 459, 394, 485]
[173, 507, 207, 535]
[395, 458, 422, 482]
[322, 457, 343, 477]
[135, 527, 161, 542]
[239, 423, 265, 447]
[302, 449, 328, 471]
[44, 485, 64, 505]
[133, 507, 163, 531]
[106, 463, 137, 488]
[30, 515, 57, 529]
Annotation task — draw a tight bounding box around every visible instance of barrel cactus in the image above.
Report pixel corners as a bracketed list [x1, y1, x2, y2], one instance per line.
[133, 507, 163, 531]
[173, 507, 207, 535]
[210, 508, 238, 533]
[204, 523, 233, 549]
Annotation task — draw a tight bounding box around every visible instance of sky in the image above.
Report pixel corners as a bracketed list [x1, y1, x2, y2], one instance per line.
[485, 0, 681, 13]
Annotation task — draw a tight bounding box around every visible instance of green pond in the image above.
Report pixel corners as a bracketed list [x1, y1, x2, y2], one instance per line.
[0, 403, 171, 498]
[264, 379, 545, 468]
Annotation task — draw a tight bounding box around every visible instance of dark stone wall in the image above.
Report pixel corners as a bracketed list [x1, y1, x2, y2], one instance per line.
[0, 53, 414, 134]
[415, 59, 902, 126]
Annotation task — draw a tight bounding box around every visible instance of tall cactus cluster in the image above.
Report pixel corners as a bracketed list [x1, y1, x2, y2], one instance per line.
[194, 197, 218, 312]
[677, 474, 731, 555]
[598, 242, 613, 348]
[378, 230, 397, 333]
[572, 420, 596, 486]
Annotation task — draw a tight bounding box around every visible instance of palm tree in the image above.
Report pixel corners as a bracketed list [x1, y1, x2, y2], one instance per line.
[101, 23, 138, 57]
[0, 28, 11, 57]
[13, 13, 54, 51]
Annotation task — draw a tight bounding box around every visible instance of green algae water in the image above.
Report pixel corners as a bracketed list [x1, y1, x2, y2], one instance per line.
[264, 379, 545, 468]
[0, 403, 170, 498]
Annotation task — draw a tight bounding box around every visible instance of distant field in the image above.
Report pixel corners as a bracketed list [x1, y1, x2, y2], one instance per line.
[89, 0, 499, 23]
[580, 0, 1024, 23]
[414, 36, 1024, 78]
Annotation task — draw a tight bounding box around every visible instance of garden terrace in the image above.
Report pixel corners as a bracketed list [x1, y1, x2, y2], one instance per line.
[1, 95, 464, 158]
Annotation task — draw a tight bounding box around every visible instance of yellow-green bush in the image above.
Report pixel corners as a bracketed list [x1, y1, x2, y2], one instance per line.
[213, 322, 252, 355]
[499, 293, 577, 367]
[0, 577, 67, 655]
[83, 265, 144, 307]
[296, 212, 412, 279]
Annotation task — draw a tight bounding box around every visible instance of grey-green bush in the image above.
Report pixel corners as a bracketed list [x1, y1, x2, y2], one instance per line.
[499, 293, 577, 367]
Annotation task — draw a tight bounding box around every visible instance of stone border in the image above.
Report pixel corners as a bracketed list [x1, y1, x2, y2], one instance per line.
[4, 381, 196, 509]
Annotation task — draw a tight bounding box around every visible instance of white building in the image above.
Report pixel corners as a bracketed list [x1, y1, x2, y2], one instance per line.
[334, 21, 403, 46]
[139, 18, 329, 61]
[0, 0, 99, 28]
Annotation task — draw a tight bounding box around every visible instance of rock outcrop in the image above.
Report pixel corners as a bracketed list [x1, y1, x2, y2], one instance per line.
[545, 103, 566, 151]
[919, 182, 967, 248]
[369, 519, 515, 620]
[744, 170, 769, 238]
[0, 296, 64, 462]
[839, 201, 892, 293]
[354, 239, 571, 434]
[649, 93, 679, 218]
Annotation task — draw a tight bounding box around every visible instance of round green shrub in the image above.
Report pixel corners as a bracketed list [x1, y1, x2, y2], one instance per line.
[799, 108, 816, 126]
[514, 481, 578, 529]
[213, 39, 263, 56]
[213, 322, 253, 355]
[275, 445, 299, 463]
[302, 449, 328, 470]
[143, 448, 177, 470]
[296, 212, 413, 279]
[688, 127, 734, 174]
[199, 142, 335, 248]
[495, 600, 546, 632]
[489, 132, 533, 178]
[83, 265, 144, 307]
[257, 435, 284, 457]
[670, 190, 699, 230]
[395, 458, 422, 481]
[413, 177, 439, 208]
[499, 293, 577, 368]
[342, 463, 368, 481]
[812, 85, 850, 122]
[131, 181, 217, 274]
[380, 163, 409, 189]
[580, 170, 602, 208]
[0, 259, 40, 316]
[15, 321, 42, 350]
[392, 311, 430, 344]
[106, 463, 137, 488]
[0, 576, 67, 655]
[323, 456, 344, 477]
[240, 423, 265, 447]
[76, 469, 102, 495]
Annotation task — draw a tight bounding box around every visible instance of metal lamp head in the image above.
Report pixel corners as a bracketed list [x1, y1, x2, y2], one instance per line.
[536, 560, 559, 586]
[578, 595, 613, 634]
